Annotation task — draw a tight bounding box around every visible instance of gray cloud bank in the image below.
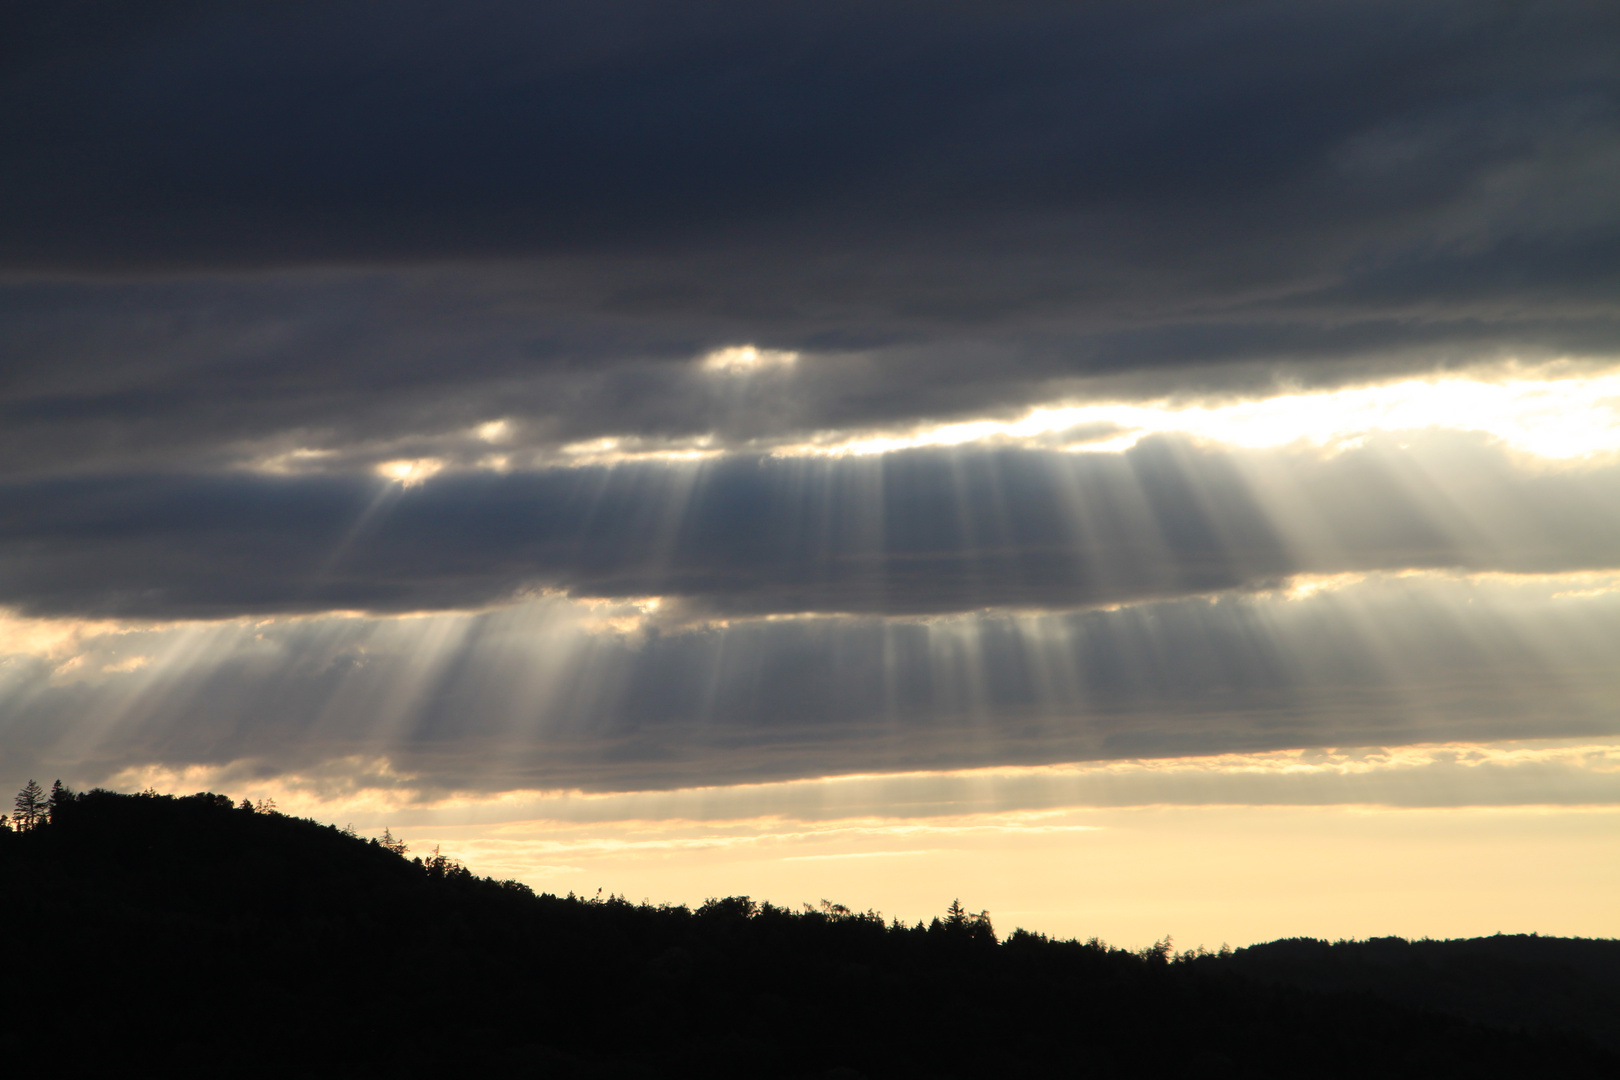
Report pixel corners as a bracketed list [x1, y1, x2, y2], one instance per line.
[5, 573, 1618, 794]
[2, 1, 1618, 476]
[4, 268, 1619, 480]
[1, 434, 1617, 620]
[5, 2, 1620, 798]
[8, 1, 1616, 275]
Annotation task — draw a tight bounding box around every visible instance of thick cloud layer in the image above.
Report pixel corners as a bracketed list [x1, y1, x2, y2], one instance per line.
[6, 573, 1618, 793]
[8, 1, 1617, 272]
[3, 2, 1618, 477]
[1, 435, 1617, 620]
[4, 3, 1619, 800]
[5, 269, 1620, 480]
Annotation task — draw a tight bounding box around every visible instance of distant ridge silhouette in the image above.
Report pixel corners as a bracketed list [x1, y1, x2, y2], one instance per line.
[3, 786, 1614, 1079]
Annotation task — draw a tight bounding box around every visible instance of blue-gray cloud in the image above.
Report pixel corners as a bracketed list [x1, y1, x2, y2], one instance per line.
[2, 1, 1616, 476]
[5, 572, 1617, 794]
[1, 434, 1616, 620]
[4, 1, 1620, 798]
[7, 2, 1616, 272]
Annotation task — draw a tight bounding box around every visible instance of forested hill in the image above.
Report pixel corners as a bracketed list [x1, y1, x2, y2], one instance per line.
[2, 789, 1615, 1079]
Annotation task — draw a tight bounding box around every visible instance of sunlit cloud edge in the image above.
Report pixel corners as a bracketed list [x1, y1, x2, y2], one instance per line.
[98, 737, 1620, 830]
[234, 359, 1620, 477]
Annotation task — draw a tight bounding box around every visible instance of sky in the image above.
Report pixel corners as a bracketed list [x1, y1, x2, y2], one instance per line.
[3, 0, 1619, 947]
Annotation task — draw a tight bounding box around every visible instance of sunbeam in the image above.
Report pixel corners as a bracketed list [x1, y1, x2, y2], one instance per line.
[7, 568, 1618, 800]
[7, 4, 1620, 996]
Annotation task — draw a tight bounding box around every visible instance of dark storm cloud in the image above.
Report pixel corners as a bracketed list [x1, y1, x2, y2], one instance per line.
[6, 0, 1616, 270]
[5, 268, 1620, 479]
[3, 1, 1618, 475]
[2, 435, 1616, 621]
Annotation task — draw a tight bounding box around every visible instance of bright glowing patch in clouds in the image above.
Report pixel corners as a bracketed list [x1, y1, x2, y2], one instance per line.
[786, 367, 1620, 461]
[376, 457, 445, 485]
[700, 344, 799, 375]
[0, 610, 134, 661]
[475, 419, 512, 443]
[557, 435, 721, 465]
[230, 364, 1620, 475]
[251, 447, 336, 474]
[510, 365, 1620, 470]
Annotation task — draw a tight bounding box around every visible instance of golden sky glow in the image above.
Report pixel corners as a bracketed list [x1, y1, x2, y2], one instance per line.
[399, 804, 1617, 950]
[107, 742, 1620, 949]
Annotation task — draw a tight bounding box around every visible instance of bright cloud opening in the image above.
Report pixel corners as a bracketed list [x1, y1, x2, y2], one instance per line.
[700, 345, 799, 375]
[783, 367, 1620, 461]
[475, 419, 512, 443]
[376, 458, 445, 485]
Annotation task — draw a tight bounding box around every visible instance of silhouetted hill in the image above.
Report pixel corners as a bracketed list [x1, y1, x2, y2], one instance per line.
[1222, 934, 1620, 1055]
[2, 789, 1615, 1079]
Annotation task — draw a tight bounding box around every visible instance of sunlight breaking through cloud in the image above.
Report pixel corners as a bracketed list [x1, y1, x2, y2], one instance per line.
[5, 567, 1620, 798]
[699, 344, 800, 375]
[226, 364, 1620, 476]
[6, 1, 1620, 962]
[782, 367, 1620, 461]
[375, 457, 445, 485]
[546, 364, 1620, 468]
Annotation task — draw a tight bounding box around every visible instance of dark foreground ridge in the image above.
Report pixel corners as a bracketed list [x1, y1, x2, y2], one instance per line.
[3, 788, 1616, 1079]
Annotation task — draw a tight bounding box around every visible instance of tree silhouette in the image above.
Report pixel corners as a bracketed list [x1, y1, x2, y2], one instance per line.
[1140, 935, 1174, 964]
[2, 788, 1615, 1077]
[416, 844, 469, 880]
[13, 779, 47, 831]
[48, 780, 76, 822]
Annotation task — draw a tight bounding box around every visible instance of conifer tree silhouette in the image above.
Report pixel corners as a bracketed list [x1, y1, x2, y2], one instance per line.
[14, 779, 47, 831]
[47, 780, 75, 822]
